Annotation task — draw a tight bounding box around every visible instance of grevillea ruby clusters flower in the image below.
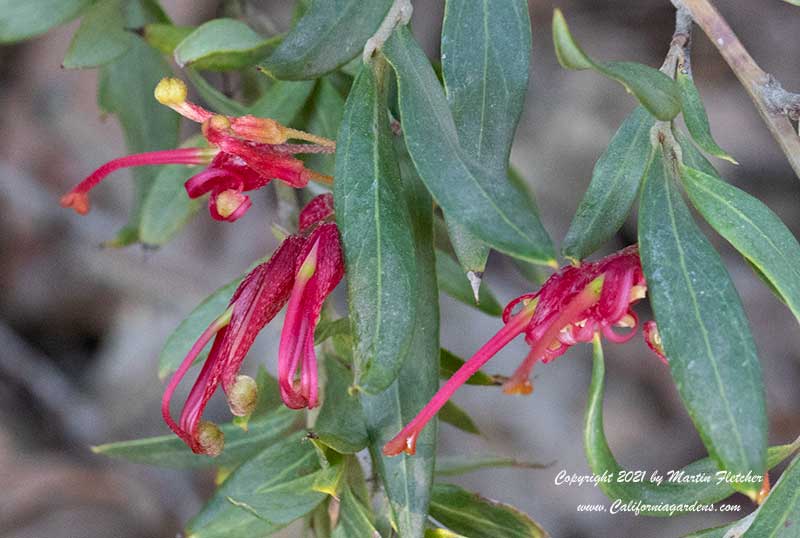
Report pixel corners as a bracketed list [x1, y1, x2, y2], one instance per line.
[60, 78, 335, 222]
[383, 244, 667, 457]
[162, 194, 343, 455]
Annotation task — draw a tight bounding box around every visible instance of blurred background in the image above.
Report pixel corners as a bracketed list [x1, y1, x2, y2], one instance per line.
[2, 1, 799, 537]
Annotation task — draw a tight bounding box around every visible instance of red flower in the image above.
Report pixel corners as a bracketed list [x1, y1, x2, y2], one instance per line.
[60, 78, 334, 223]
[383, 245, 664, 457]
[161, 194, 343, 455]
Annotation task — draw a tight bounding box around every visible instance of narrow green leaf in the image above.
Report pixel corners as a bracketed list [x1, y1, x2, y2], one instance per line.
[562, 107, 655, 262]
[248, 79, 317, 125]
[440, 348, 503, 386]
[174, 18, 279, 71]
[334, 60, 417, 393]
[187, 432, 325, 536]
[552, 9, 681, 121]
[680, 166, 800, 326]
[429, 484, 549, 538]
[743, 453, 800, 537]
[97, 37, 179, 245]
[439, 401, 480, 435]
[315, 357, 368, 454]
[93, 408, 297, 469]
[260, 0, 393, 80]
[185, 69, 248, 116]
[302, 77, 346, 176]
[682, 521, 744, 538]
[444, 219, 490, 278]
[143, 23, 194, 54]
[436, 250, 502, 316]
[426, 529, 469, 538]
[62, 0, 134, 69]
[677, 71, 737, 163]
[436, 455, 547, 477]
[638, 147, 766, 496]
[360, 137, 439, 538]
[315, 318, 351, 344]
[331, 487, 379, 538]
[586, 337, 794, 515]
[384, 26, 555, 265]
[139, 135, 205, 246]
[0, 0, 91, 43]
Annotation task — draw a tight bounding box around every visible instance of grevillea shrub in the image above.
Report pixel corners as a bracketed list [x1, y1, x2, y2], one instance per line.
[7, 0, 800, 536]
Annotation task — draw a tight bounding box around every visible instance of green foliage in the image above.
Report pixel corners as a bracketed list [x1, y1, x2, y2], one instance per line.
[677, 71, 737, 163]
[552, 9, 681, 120]
[260, 0, 393, 80]
[0, 0, 91, 43]
[562, 107, 655, 262]
[435, 250, 502, 316]
[639, 146, 767, 497]
[62, 0, 135, 69]
[335, 59, 418, 393]
[174, 19, 279, 71]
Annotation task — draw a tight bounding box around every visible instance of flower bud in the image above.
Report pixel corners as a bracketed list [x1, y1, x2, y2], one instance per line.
[197, 420, 225, 457]
[227, 374, 258, 417]
[154, 77, 188, 106]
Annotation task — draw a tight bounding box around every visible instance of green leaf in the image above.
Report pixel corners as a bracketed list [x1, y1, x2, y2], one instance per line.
[384, 26, 555, 265]
[439, 401, 480, 435]
[143, 23, 194, 54]
[436, 250, 502, 316]
[360, 137, 439, 538]
[314, 357, 368, 454]
[331, 487, 379, 538]
[185, 69, 248, 116]
[174, 18, 279, 71]
[742, 453, 800, 537]
[552, 9, 680, 121]
[97, 37, 179, 246]
[426, 529, 469, 538]
[586, 337, 795, 515]
[139, 135, 205, 246]
[429, 484, 549, 538]
[0, 0, 91, 43]
[248, 79, 317, 125]
[562, 107, 655, 262]
[93, 408, 297, 469]
[260, 0, 393, 80]
[682, 521, 744, 538]
[680, 165, 800, 326]
[439, 348, 503, 386]
[186, 432, 326, 536]
[638, 146, 767, 496]
[444, 219, 490, 279]
[314, 318, 351, 344]
[334, 60, 417, 393]
[435, 455, 547, 477]
[677, 71, 737, 163]
[62, 0, 134, 69]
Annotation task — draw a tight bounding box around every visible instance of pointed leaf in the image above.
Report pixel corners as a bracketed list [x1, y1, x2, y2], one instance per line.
[562, 107, 655, 262]
[436, 249, 502, 316]
[429, 483, 549, 538]
[62, 0, 134, 69]
[440, 348, 503, 386]
[174, 18, 278, 71]
[444, 218, 490, 277]
[360, 138, 439, 538]
[439, 400, 480, 435]
[334, 60, 417, 393]
[639, 147, 766, 496]
[552, 9, 680, 121]
[0, 0, 91, 43]
[586, 337, 795, 515]
[143, 23, 194, 54]
[680, 166, 800, 326]
[384, 26, 555, 265]
[302, 77, 346, 176]
[93, 408, 297, 469]
[677, 71, 736, 163]
[332, 487, 380, 538]
[743, 453, 800, 537]
[187, 432, 325, 536]
[436, 455, 547, 477]
[260, 0, 393, 80]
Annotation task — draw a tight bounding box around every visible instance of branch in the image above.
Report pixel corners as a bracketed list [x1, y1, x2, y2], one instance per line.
[677, 0, 800, 179]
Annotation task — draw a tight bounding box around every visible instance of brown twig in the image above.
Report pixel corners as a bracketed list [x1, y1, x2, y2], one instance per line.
[676, 0, 800, 179]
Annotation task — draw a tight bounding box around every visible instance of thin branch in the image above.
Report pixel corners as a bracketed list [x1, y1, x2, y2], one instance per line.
[676, 0, 800, 179]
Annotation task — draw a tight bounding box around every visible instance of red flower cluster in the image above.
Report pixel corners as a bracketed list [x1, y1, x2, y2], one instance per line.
[384, 245, 665, 457]
[162, 194, 343, 456]
[60, 78, 334, 222]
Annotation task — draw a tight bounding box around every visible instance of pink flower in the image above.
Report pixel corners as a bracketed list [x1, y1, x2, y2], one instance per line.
[60, 78, 334, 223]
[161, 194, 343, 455]
[383, 245, 664, 457]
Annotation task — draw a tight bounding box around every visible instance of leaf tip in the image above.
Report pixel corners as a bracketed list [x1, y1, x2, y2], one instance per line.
[467, 271, 483, 304]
